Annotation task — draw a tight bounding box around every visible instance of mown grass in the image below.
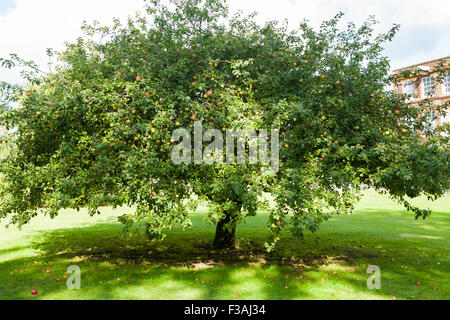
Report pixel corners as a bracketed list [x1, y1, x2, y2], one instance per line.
[0, 190, 448, 300]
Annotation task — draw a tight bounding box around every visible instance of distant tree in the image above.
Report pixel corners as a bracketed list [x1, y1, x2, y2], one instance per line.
[1, 0, 448, 250]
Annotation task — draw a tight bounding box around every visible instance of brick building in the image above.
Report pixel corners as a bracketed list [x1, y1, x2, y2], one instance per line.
[392, 56, 450, 128]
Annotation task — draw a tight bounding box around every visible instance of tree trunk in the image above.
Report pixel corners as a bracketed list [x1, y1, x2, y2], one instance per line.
[213, 212, 236, 249]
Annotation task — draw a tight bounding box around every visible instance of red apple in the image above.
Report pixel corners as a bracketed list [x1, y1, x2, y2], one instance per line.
[31, 290, 37, 295]
[207, 90, 213, 96]
[136, 76, 141, 81]
[145, 92, 150, 96]
[25, 91, 31, 96]
[46, 270, 51, 274]
[55, 278, 61, 282]
[117, 72, 122, 76]
[190, 115, 196, 120]
[416, 282, 421, 286]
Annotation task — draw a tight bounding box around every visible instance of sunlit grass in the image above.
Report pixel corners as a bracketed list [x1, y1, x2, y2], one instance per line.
[0, 190, 448, 300]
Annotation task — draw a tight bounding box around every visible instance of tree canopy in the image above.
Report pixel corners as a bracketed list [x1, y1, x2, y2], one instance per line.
[1, 0, 449, 250]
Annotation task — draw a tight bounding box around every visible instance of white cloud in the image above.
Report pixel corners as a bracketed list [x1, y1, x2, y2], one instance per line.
[226, 0, 450, 69]
[0, 0, 144, 84]
[1, 0, 449, 85]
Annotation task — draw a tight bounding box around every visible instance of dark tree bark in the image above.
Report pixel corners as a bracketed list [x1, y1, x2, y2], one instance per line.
[213, 212, 237, 249]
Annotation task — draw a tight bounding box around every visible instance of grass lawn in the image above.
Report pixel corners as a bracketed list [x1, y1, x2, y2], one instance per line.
[0, 190, 448, 300]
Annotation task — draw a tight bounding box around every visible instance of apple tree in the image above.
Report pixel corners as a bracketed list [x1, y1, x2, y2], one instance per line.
[1, 0, 449, 250]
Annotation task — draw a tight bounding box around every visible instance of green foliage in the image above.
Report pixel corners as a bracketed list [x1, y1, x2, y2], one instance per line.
[0, 0, 449, 250]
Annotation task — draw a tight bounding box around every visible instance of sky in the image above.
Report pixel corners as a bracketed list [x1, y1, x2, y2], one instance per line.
[1, 0, 449, 85]
[0, 0, 15, 16]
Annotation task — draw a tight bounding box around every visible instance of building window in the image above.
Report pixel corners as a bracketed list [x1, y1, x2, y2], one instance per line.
[441, 109, 450, 125]
[423, 76, 435, 97]
[403, 80, 415, 98]
[425, 111, 436, 130]
[444, 73, 450, 94]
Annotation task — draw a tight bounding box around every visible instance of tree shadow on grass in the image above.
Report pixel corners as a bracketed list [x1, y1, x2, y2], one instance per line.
[1, 210, 448, 300]
[0, 245, 30, 258]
